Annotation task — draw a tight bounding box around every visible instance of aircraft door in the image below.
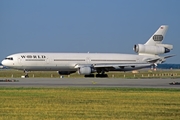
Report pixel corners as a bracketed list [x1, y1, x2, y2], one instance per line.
[86, 57, 91, 64]
[46, 57, 49, 64]
[136, 58, 140, 63]
[18, 57, 22, 66]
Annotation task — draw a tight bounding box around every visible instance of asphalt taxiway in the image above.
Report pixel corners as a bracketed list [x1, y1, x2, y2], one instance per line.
[0, 78, 180, 88]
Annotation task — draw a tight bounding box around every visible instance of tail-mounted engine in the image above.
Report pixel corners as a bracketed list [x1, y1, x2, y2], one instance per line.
[133, 44, 173, 55]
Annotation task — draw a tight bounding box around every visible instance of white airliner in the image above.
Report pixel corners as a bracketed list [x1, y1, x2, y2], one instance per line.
[1, 25, 174, 77]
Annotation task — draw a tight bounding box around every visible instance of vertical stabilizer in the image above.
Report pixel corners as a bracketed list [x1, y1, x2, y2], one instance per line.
[145, 25, 168, 45]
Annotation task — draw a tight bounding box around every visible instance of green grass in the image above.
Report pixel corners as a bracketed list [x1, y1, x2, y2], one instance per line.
[0, 88, 180, 120]
[0, 69, 180, 78]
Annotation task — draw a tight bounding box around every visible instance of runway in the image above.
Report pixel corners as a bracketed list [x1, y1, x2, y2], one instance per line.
[0, 78, 180, 88]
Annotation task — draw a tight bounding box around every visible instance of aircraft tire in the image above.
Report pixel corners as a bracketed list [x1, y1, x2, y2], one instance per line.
[25, 75, 29, 78]
[96, 74, 108, 78]
[84, 74, 95, 78]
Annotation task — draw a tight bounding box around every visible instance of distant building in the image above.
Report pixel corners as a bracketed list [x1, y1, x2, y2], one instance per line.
[157, 64, 180, 69]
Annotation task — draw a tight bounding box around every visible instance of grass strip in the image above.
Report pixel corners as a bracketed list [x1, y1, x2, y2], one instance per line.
[0, 88, 179, 120]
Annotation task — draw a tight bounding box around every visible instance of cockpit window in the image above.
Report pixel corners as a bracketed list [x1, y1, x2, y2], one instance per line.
[5, 57, 13, 60]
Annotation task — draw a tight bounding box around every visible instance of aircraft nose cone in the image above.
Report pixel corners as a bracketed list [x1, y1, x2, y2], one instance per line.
[1, 60, 6, 66]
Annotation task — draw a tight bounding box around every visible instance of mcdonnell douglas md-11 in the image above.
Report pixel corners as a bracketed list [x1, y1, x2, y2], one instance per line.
[1, 25, 174, 77]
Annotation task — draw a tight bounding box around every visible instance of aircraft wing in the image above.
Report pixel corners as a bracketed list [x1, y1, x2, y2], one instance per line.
[75, 63, 153, 71]
[146, 58, 161, 63]
[93, 63, 152, 69]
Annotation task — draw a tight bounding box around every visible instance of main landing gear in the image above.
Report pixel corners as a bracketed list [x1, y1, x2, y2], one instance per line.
[95, 70, 108, 78]
[84, 73, 108, 78]
[84, 74, 95, 77]
[95, 74, 108, 78]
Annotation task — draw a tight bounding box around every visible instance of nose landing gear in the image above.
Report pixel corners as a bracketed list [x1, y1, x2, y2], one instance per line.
[23, 70, 29, 78]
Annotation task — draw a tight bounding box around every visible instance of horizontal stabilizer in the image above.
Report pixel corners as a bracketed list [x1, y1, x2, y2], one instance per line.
[164, 54, 176, 59]
[146, 54, 175, 63]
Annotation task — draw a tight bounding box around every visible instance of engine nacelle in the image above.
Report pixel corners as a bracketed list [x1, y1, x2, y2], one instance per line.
[58, 71, 76, 75]
[133, 44, 170, 55]
[156, 44, 173, 50]
[78, 67, 93, 75]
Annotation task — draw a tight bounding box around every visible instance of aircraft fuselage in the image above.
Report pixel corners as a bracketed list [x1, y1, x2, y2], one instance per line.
[2, 52, 155, 71]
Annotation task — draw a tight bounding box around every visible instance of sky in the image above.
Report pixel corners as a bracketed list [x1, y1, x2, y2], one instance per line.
[0, 0, 180, 63]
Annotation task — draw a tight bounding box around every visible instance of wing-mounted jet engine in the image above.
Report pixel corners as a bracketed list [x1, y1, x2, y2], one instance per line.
[75, 65, 96, 77]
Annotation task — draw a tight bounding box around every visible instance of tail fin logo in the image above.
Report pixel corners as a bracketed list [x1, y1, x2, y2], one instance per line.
[153, 35, 163, 41]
